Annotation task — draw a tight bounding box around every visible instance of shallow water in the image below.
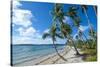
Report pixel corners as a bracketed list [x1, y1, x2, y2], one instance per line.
[11, 44, 65, 65]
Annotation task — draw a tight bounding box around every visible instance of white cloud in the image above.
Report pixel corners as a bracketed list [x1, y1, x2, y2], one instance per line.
[14, 26, 48, 44]
[63, 16, 70, 22]
[43, 29, 49, 33]
[12, 36, 31, 44]
[12, 35, 66, 45]
[79, 25, 89, 32]
[16, 27, 37, 37]
[12, 0, 66, 45]
[13, 9, 32, 27]
[13, 27, 66, 44]
[13, 0, 22, 9]
[12, 0, 42, 44]
[12, 0, 36, 27]
[63, 16, 73, 25]
[24, 27, 36, 36]
[12, 36, 53, 44]
[55, 38, 66, 44]
[73, 25, 89, 40]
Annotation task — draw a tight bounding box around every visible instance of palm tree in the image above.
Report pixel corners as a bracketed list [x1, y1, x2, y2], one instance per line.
[60, 21, 80, 55]
[75, 34, 84, 48]
[81, 5, 97, 48]
[51, 3, 64, 21]
[66, 6, 88, 54]
[53, 4, 80, 55]
[81, 5, 94, 37]
[89, 28, 97, 48]
[74, 17, 90, 47]
[67, 6, 91, 49]
[42, 24, 67, 61]
[93, 6, 97, 17]
[66, 6, 78, 19]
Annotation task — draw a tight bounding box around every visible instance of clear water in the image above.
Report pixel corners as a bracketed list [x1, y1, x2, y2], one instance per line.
[12, 44, 65, 65]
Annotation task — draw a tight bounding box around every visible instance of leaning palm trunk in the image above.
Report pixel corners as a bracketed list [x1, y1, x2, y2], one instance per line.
[92, 38, 96, 48]
[93, 6, 97, 17]
[82, 7, 94, 48]
[60, 21, 80, 55]
[78, 28, 90, 48]
[83, 6, 97, 48]
[53, 40, 67, 61]
[90, 32, 96, 48]
[67, 34, 80, 55]
[82, 32, 91, 48]
[91, 6, 97, 48]
[70, 38, 80, 55]
[83, 7, 92, 31]
[82, 6, 93, 35]
[79, 34, 87, 49]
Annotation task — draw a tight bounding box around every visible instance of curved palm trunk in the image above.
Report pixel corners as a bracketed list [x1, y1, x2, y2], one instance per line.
[82, 7, 94, 48]
[91, 6, 97, 47]
[83, 7, 91, 26]
[82, 33, 89, 48]
[82, 32, 91, 48]
[80, 34, 87, 48]
[53, 40, 67, 61]
[90, 33, 96, 48]
[92, 39, 95, 48]
[82, 7, 93, 34]
[78, 28, 90, 48]
[83, 7, 96, 48]
[93, 6, 97, 17]
[70, 38, 80, 55]
[77, 28, 86, 47]
[67, 34, 80, 55]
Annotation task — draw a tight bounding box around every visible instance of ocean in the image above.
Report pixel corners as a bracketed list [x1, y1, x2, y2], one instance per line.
[11, 44, 65, 65]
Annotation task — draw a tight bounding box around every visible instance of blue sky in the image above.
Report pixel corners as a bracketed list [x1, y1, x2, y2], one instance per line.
[12, 0, 97, 44]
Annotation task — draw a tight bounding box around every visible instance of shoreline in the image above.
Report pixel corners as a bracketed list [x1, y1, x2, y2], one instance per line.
[13, 46, 84, 66]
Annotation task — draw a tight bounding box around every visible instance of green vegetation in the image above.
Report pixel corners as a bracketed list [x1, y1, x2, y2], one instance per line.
[42, 3, 97, 62]
[84, 55, 97, 61]
[81, 49, 97, 61]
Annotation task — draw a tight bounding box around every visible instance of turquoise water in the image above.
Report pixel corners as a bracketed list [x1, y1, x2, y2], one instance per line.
[12, 44, 65, 65]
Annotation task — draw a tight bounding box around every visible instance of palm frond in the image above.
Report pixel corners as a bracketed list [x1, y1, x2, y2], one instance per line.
[60, 23, 72, 37]
[55, 33, 64, 39]
[74, 17, 81, 27]
[67, 6, 78, 18]
[42, 33, 50, 39]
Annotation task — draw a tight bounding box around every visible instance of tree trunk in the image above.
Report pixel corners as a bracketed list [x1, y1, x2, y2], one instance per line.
[70, 38, 80, 55]
[66, 34, 80, 55]
[53, 40, 67, 61]
[93, 6, 97, 17]
[82, 32, 90, 48]
[78, 28, 90, 48]
[83, 7, 93, 33]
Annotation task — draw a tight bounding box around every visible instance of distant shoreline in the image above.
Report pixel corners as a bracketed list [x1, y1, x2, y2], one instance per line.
[11, 44, 66, 46]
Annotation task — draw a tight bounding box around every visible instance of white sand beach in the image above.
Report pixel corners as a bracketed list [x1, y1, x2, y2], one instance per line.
[13, 46, 84, 66]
